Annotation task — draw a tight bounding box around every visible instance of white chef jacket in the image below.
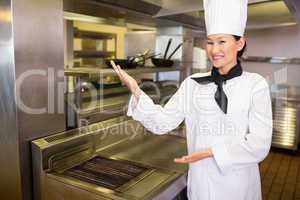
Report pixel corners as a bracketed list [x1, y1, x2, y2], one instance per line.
[127, 71, 272, 200]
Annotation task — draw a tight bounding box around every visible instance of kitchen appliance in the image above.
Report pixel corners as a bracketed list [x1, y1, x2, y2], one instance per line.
[31, 117, 188, 200]
[271, 84, 300, 150]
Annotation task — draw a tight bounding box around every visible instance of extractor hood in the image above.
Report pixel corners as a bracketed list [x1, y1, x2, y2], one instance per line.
[64, 0, 299, 30]
[150, 0, 271, 17]
[147, 0, 298, 30]
[64, 0, 205, 29]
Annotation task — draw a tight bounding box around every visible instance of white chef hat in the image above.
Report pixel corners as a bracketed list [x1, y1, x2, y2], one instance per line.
[204, 0, 248, 36]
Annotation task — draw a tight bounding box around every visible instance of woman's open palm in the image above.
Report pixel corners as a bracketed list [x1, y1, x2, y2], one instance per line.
[110, 60, 140, 95]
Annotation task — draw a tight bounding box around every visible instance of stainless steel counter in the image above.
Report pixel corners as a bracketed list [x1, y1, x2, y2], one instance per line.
[32, 117, 188, 200]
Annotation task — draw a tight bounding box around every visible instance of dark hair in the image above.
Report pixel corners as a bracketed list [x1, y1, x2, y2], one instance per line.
[233, 35, 247, 59]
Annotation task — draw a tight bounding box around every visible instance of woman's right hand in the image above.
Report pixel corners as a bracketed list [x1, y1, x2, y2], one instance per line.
[110, 60, 141, 97]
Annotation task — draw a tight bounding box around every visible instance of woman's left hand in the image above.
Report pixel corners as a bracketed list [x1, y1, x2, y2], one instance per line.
[174, 148, 213, 163]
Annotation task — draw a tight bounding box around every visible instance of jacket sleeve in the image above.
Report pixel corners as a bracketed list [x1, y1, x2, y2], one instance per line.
[127, 80, 188, 135]
[211, 76, 273, 174]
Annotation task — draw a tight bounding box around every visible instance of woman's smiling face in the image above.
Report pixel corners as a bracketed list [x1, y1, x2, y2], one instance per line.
[206, 34, 245, 74]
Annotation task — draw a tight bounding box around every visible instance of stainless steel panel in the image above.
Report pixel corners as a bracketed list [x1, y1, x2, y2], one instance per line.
[0, 0, 66, 199]
[65, 20, 78, 129]
[14, 0, 66, 198]
[45, 170, 182, 200]
[123, 171, 175, 198]
[45, 177, 112, 200]
[152, 174, 186, 200]
[96, 133, 187, 173]
[0, 0, 22, 199]
[13, 0, 66, 138]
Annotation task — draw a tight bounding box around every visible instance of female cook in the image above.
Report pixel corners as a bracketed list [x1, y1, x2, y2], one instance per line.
[111, 0, 272, 199]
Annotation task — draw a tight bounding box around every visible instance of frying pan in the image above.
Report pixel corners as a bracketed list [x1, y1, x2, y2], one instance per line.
[151, 58, 174, 67]
[105, 59, 138, 69]
[151, 42, 183, 67]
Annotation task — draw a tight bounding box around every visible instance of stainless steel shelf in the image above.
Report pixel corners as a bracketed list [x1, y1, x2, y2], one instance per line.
[65, 66, 183, 79]
[74, 29, 116, 40]
[68, 83, 176, 103]
[74, 50, 115, 58]
[71, 85, 177, 125]
[242, 56, 300, 64]
[78, 86, 177, 116]
[79, 95, 129, 116]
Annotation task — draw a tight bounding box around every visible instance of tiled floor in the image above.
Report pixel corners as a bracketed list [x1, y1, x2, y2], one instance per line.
[260, 148, 300, 200]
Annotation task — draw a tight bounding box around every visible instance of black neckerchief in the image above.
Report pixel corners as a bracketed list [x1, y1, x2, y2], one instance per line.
[191, 62, 243, 114]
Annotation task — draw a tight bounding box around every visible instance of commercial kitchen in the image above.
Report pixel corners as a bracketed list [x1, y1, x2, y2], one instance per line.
[1, 0, 300, 200]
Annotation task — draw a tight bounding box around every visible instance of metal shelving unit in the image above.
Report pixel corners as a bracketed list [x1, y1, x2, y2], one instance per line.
[73, 28, 117, 65]
[65, 24, 186, 129]
[74, 50, 115, 58]
[65, 66, 183, 128]
[65, 66, 183, 79]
